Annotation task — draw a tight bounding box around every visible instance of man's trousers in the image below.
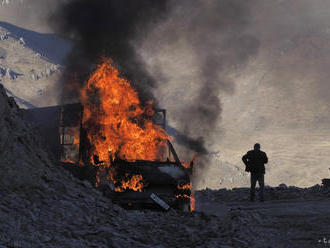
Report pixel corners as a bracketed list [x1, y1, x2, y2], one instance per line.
[250, 172, 264, 201]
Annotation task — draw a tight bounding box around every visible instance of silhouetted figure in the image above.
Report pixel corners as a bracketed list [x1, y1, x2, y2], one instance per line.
[242, 143, 268, 202]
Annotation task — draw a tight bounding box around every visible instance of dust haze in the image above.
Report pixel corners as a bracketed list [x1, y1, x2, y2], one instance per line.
[138, 0, 330, 188]
[0, 0, 67, 33]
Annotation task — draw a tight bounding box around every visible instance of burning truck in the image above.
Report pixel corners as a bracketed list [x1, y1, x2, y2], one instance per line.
[23, 61, 194, 211]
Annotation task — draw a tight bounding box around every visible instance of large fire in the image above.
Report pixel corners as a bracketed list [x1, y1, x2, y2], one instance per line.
[115, 174, 144, 193]
[80, 60, 195, 211]
[176, 183, 195, 211]
[80, 60, 170, 193]
[80, 60, 169, 162]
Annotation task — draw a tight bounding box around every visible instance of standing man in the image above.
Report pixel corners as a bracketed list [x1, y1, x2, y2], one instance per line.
[242, 143, 268, 202]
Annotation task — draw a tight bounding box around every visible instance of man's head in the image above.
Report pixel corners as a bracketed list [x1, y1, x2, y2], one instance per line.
[254, 143, 261, 150]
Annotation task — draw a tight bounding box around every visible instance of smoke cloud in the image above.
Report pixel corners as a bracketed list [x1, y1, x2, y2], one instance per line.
[51, 0, 171, 103]
[6, 0, 330, 188]
[138, 0, 259, 156]
[51, 0, 259, 160]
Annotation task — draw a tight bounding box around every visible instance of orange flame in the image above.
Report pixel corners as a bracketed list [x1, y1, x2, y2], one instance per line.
[190, 190, 196, 212]
[177, 183, 192, 190]
[175, 194, 190, 199]
[73, 129, 80, 145]
[115, 174, 144, 192]
[177, 183, 195, 212]
[81, 60, 171, 192]
[181, 163, 190, 169]
[81, 60, 169, 163]
[182, 154, 199, 169]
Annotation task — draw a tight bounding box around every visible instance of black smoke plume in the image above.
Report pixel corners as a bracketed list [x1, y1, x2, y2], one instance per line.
[51, 0, 259, 157]
[174, 0, 259, 151]
[51, 0, 170, 102]
[138, 0, 260, 157]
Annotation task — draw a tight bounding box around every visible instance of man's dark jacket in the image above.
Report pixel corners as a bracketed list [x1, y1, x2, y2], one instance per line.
[242, 150, 268, 174]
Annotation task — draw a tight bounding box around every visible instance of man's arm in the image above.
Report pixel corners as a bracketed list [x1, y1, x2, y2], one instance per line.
[242, 153, 249, 165]
[263, 152, 268, 164]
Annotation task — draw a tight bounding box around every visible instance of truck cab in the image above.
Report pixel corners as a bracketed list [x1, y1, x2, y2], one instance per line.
[22, 103, 193, 211]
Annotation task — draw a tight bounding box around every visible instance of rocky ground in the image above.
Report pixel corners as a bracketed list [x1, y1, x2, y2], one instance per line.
[196, 185, 330, 248]
[1, 83, 330, 248]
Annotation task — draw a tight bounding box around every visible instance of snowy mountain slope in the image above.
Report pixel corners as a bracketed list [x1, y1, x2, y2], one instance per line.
[0, 22, 71, 108]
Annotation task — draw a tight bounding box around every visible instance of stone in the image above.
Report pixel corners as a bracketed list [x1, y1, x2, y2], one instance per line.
[278, 183, 288, 189]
